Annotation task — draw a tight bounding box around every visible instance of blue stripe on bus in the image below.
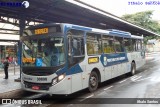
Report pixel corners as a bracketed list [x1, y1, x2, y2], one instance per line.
[109, 32, 131, 38]
[56, 66, 68, 75]
[72, 25, 92, 31]
[66, 64, 83, 75]
[100, 53, 129, 67]
[108, 29, 131, 35]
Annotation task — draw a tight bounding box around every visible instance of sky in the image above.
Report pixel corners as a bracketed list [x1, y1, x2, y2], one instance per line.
[80, 0, 160, 20]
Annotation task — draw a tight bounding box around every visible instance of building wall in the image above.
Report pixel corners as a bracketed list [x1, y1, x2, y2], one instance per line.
[146, 39, 160, 52]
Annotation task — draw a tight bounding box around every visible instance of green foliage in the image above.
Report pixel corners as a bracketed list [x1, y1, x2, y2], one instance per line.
[122, 11, 160, 44]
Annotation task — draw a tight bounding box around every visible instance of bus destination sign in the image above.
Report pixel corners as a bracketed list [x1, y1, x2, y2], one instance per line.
[35, 28, 48, 35]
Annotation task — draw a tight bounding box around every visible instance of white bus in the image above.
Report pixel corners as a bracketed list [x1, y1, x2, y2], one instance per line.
[21, 23, 145, 94]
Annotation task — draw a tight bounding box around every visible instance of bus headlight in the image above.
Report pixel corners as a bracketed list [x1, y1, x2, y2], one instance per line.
[52, 74, 65, 85]
[58, 74, 65, 81]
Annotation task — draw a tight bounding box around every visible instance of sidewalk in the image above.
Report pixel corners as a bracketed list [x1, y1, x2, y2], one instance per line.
[0, 66, 22, 98]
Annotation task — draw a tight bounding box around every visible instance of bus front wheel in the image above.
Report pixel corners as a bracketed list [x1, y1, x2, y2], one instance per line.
[130, 62, 136, 75]
[88, 71, 99, 92]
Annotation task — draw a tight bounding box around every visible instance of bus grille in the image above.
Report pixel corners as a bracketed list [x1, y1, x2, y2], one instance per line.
[24, 81, 52, 90]
[22, 66, 64, 76]
[23, 71, 53, 76]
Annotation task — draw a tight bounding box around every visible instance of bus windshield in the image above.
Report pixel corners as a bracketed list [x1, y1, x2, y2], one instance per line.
[22, 37, 65, 67]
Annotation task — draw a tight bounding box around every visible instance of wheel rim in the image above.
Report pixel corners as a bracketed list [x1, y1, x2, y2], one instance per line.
[90, 76, 97, 87]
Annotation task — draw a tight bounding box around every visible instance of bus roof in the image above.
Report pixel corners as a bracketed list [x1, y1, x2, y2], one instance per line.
[66, 24, 141, 39]
[26, 23, 143, 39]
[131, 35, 143, 39]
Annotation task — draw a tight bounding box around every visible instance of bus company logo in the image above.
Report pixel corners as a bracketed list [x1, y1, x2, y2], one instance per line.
[0, 1, 29, 8]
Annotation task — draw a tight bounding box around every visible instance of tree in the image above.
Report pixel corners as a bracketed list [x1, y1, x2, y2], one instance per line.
[122, 11, 160, 44]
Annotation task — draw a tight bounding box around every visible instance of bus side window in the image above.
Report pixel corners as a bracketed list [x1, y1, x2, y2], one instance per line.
[87, 33, 102, 55]
[72, 38, 84, 56]
[67, 29, 85, 67]
[102, 35, 114, 54]
[124, 38, 132, 52]
[114, 37, 124, 53]
[131, 39, 136, 51]
[137, 39, 142, 51]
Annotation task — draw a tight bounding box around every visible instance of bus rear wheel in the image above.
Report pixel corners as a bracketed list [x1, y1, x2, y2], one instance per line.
[130, 62, 136, 75]
[88, 71, 99, 92]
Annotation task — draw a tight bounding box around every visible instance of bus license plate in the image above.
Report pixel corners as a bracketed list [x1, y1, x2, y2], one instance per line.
[32, 86, 40, 90]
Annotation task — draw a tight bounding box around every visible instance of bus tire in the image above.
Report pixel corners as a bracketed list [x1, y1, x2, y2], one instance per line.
[130, 62, 136, 75]
[88, 71, 99, 92]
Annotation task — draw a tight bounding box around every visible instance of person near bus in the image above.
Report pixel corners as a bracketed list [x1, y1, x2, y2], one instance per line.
[3, 57, 9, 79]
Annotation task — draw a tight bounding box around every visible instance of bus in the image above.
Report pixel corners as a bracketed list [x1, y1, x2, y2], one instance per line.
[21, 23, 145, 95]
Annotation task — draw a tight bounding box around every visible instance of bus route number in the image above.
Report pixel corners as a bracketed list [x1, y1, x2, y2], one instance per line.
[35, 28, 48, 35]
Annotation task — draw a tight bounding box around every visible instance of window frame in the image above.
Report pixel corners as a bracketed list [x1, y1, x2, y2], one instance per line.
[102, 35, 115, 54]
[86, 32, 103, 55]
[113, 36, 125, 53]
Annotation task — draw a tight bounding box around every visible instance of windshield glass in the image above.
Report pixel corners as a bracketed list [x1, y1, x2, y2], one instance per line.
[22, 37, 65, 67]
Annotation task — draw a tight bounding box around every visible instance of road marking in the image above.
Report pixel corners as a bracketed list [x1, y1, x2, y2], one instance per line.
[86, 94, 94, 99]
[131, 76, 142, 81]
[104, 86, 113, 91]
[130, 75, 138, 79]
[79, 94, 94, 102]
[118, 79, 127, 83]
[135, 77, 152, 82]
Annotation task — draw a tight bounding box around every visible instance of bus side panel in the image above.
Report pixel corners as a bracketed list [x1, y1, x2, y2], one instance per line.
[126, 53, 132, 73]
[104, 66, 112, 81]
[50, 75, 72, 94]
[116, 64, 125, 77]
[111, 65, 116, 78]
[85, 55, 105, 82]
[80, 64, 90, 89]
[135, 52, 145, 69]
[121, 63, 127, 74]
[101, 53, 129, 78]
[111, 65, 124, 78]
[71, 73, 83, 93]
[67, 64, 84, 93]
[127, 52, 145, 72]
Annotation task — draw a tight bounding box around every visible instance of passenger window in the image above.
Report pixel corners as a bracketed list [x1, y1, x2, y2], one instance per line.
[137, 40, 142, 51]
[87, 33, 102, 55]
[67, 29, 85, 67]
[114, 37, 124, 53]
[72, 37, 84, 56]
[102, 35, 115, 53]
[124, 38, 132, 52]
[131, 39, 136, 51]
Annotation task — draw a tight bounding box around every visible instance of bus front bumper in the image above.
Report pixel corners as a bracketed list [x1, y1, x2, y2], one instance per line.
[21, 75, 71, 95]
